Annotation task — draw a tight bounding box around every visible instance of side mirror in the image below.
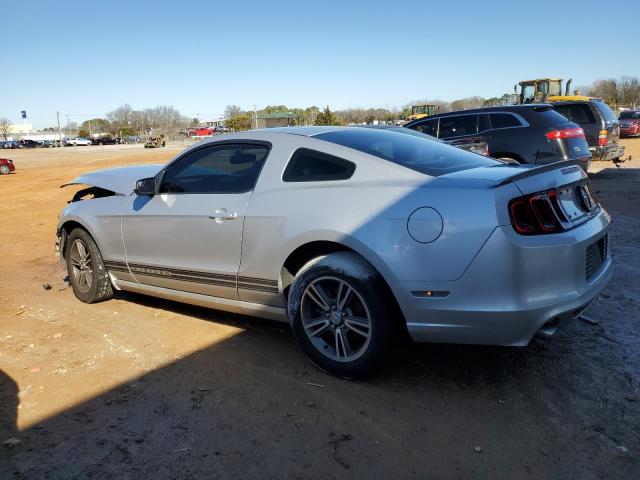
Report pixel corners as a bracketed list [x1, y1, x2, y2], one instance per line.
[135, 177, 157, 196]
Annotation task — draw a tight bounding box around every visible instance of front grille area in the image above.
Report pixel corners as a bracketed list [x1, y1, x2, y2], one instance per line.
[586, 234, 608, 281]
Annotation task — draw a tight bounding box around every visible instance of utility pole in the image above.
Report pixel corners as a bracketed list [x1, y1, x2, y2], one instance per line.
[88, 120, 92, 138]
[56, 111, 63, 147]
[253, 105, 258, 129]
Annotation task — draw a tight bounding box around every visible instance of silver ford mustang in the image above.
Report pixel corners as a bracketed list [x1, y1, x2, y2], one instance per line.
[56, 127, 612, 377]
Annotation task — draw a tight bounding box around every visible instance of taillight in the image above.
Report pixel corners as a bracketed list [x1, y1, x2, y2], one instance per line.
[545, 127, 585, 140]
[508, 187, 594, 235]
[598, 129, 608, 146]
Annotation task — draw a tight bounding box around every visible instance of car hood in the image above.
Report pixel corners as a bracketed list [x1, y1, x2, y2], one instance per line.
[61, 164, 164, 195]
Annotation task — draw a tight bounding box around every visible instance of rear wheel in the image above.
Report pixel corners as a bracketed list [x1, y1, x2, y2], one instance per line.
[288, 252, 394, 378]
[65, 228, 113, 303]
[0, 165, 9, 175]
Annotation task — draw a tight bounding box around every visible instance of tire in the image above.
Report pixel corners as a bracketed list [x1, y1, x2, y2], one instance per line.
[288, 252, 394, 378]
[0, 165, 9, 175]
[65, 228, 114, 303]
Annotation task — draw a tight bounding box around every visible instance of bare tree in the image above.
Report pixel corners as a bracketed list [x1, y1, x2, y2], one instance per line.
[587, 79, 619, 104]
[0, 117, 11, 140]
[617, 76, 640, 107]
[224, 105, 243, 119]
[106, 104, 134, 133]
[450, 96, 485, 111]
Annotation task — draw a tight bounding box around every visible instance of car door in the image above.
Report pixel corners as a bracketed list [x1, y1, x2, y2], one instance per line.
[121, 141, 270, 299]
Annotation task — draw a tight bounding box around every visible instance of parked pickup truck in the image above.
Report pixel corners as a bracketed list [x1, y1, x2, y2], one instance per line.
[552, 100, 624, 162]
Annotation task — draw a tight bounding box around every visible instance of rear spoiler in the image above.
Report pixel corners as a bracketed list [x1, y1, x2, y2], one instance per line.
[491, 159, 583, 187]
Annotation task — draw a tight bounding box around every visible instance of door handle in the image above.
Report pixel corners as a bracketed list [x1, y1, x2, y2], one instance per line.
[209, 208, 238, 223]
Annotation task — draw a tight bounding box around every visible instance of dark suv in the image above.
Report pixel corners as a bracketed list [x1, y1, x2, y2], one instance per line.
[552, 100, 624, 161]
[404, 104, 591, 171]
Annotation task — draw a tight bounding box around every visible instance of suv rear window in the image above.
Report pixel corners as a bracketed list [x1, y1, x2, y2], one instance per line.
[553, 104, 597, 124]
[524, 108, 577, 127]
[591, 101, 618, 125]
[314, 128, 499, 177]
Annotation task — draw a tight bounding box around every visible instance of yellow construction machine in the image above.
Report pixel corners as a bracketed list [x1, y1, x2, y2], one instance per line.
[516, 78, 591, 104]
[406, 104, 440, 121]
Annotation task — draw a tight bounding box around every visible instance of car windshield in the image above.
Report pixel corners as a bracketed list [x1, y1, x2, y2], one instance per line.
[619, 111, 640, 119]
[314, 128, 499, 176]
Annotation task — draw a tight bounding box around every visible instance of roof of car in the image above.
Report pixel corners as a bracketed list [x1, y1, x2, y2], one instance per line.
[434, 104, 554, 116]
[261, 126, 347, 136]
[549, 98, 603, 105]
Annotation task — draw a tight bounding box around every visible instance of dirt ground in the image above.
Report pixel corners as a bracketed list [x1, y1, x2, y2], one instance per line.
[0, 141, 639, 479]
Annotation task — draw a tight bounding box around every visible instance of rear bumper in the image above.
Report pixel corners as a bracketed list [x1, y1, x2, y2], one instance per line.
[400, 211, 612, 346]
[591, 144, 625, 161]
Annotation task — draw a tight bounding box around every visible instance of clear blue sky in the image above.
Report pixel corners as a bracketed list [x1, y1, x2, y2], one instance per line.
[1, 0, 638, 128]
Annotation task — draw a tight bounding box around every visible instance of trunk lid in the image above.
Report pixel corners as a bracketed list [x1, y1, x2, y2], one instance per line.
[441, 160, 586, 193]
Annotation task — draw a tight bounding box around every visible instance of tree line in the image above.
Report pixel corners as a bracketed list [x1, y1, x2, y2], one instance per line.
[13, 75, 639, 137]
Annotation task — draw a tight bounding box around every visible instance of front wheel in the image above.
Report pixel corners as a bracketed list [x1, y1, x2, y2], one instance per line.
[65, 228, 114, 303]
[288, 252, 394, 378]
[0, 165, 9, 175]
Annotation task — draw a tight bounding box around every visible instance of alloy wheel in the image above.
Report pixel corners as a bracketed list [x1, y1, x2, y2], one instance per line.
[69, 239, 93, 293]
[301, 276, 372, 362]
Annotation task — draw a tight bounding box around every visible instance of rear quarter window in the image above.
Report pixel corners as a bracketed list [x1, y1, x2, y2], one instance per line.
[283, 148, 355, 182]
[489, 113, 522, 129]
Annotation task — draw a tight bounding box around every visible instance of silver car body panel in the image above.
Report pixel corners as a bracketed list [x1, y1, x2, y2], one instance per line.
[62, 164, 164, 195]
[57, 128, 613, 345]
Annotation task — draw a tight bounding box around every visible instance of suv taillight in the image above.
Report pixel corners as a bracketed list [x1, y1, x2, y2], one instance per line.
[545, 127, 585, 140]
[598, 129, 608, 146]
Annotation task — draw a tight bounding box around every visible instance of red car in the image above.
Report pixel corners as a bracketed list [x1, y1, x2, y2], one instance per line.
[619, 110, 640, 137]
[0, 158, 15, 175]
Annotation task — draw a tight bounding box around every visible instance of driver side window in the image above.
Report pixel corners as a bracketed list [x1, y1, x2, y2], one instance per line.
[160, 143, 269, 194]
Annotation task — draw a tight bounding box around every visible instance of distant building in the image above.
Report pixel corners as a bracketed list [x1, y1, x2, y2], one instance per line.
[256, 111, 299, 129]
[7, 123, 34, 135]
[205, 119, 225, 128]
[2, 124, 66, 141]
